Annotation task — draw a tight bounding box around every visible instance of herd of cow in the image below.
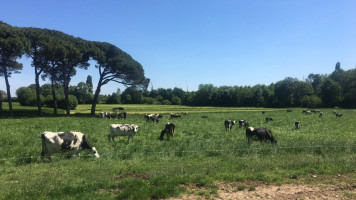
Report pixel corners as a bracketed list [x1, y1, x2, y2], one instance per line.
[40, 109, 343, 161]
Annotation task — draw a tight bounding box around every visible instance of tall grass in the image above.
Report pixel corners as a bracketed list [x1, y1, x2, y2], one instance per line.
[0, 104, 356, 199]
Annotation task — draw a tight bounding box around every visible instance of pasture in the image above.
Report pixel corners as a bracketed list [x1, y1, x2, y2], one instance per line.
[1, 104, 356, 199]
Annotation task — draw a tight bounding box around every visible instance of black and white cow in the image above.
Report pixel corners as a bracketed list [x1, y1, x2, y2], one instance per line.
[304, 111, 312, 115]
[145, 114, 163, 123]
[336, 113, 343, 117]
[295, 121, 301, 129]
[108, 124, 139, 143]
[224, 120, 236, 131]
[100, 112, 115, 118]
[159, 122, 176, 140]
[118, 112, 127, 119]
[41, 131, 99, 161]
[287, 109, 293, 112]
[245, 127, 277, 144]
[238, 120, 249, 128]
[266, 117, 273, 123]
[170, 113, 181, 119]
[319, 112, 323, 117]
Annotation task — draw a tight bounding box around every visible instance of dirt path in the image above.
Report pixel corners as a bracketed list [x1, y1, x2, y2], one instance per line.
[169, 176, 356, 200]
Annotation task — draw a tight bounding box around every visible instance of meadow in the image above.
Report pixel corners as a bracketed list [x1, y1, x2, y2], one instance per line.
[1, 103, 356, 199]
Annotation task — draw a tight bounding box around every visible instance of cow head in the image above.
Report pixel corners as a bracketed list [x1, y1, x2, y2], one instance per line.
[131, 124, 139, 133]
[91, 147, 100, 158]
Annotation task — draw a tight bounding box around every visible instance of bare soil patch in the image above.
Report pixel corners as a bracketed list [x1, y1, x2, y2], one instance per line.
[169, 175, 356, 200]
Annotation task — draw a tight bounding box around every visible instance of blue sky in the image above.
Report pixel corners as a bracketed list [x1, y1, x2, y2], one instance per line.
[1, 0, 356, 95]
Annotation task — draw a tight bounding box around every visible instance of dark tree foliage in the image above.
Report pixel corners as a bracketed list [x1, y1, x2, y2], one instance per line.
[0, 21, 29, 116]
[88, 41, 149, 115]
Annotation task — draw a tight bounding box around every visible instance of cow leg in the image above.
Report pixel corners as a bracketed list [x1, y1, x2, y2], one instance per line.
[159, 130, 165, 140]
[41, 151, 46, 160]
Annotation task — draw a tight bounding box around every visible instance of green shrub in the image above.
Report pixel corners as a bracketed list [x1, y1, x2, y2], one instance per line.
[57, 95, 78, 110]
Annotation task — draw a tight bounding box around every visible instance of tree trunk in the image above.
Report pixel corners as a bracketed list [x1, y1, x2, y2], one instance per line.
[64, 75, 70, 116]
[51, 78, 58, 115]
[91, 76, 103, 116]
[3, 67, 13, 117]
[35, 65, 42, 116]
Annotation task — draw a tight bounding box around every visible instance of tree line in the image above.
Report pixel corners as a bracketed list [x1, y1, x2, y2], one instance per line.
[5, 61, 355, 111]
[115, 61, 355, 109]
[0, 21, 149, 116]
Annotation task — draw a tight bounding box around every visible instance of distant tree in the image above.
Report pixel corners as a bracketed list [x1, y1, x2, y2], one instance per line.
[121, 86, 142, 104]
[41, 39, 67, 115]
[274, 77, 299, 107]
[86, 75, 93, 94]
[0, 21, 29, 116]
[294, 81, 313, 106]
[23, 27, 51, 116]
[330, 62, 345, 85]
[194, 84, 215, 106]
[252, 85, 264, 107]
[171, 95, 181, 105]
[306, 73, 326, 96]
[340, 68, 356, 108]
[88, 41, 148, 115]
[301, 95, 322, 108]
[106, 92, 120, 104]
[73, 82, 93, 104]
[172, 87, 185, 99]
[59, 39, 90, 115]
[321, 78, 341, 107]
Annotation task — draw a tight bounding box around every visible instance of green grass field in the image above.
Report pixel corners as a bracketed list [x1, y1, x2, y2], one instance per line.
[1, 103, 356, 199]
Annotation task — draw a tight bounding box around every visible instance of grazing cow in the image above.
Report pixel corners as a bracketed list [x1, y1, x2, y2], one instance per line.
[118, 112, 127, 119]
[225, 120, 236, 131]
[41, 131, 99, 161]
[101, 112, 115, 118]
[319, 112, 323, 117]
[243, 120, 249, 128]
[266, 117, 273, 123]
[239, 120, 249, 128]
[245, 127, 277, 144]
[332, 110, 337, 115]
[287, 109, 292, 112]
[238, 120, 244, 128]
[185, 112, 189, 116]
[295, 121, 301, 129]
[336, 113, 343, 118]
[145, 114, 163, 123]
[170, 113, 181, 119]
[305, 111, 312, 115]
[109, 124, 139, 143]
[261, 111, 265, 114]
[159, 122, 176, 140]
[107, 112, 116, 119]
[100, 112, 107, 118]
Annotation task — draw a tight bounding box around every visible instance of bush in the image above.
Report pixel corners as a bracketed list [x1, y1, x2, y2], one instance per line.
[161, 99, 171, 105]
[57, 95, 78, 110]
[16, 87, 43, 106]
[171, 96, 181, 105]
[301, 95, 322, 108]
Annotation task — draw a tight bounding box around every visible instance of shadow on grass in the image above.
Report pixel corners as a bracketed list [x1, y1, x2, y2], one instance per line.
[0, 110, 101, 119]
